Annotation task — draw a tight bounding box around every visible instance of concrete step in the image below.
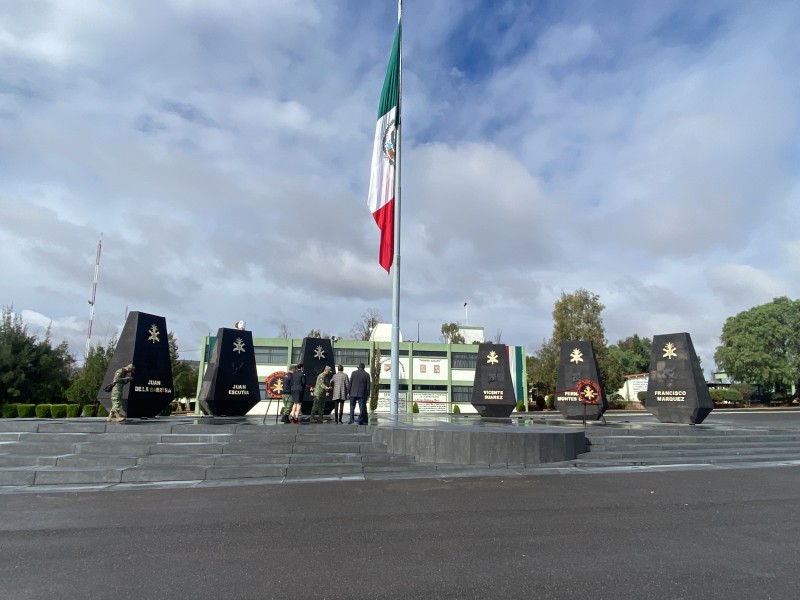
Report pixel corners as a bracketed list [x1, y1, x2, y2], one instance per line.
[574, 452, 800, 467]
[578, 446, 800, 460]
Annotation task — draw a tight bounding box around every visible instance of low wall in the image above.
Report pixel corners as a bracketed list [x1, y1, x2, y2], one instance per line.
[373, 423, 585, 467]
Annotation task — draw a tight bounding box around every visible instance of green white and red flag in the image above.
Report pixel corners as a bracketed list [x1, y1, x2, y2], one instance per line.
[367, 23, 401, 272]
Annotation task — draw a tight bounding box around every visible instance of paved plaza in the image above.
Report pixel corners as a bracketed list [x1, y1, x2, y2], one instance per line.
[0, 409, 798, 599]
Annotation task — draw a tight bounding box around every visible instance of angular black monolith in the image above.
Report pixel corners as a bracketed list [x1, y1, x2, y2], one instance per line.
[646, 332, 713, 424]
[97, 311, 174, 418]
[470, 344, 516, 418]
[298, 337, 335, 415]
[197, 328, 261, 416]
[554, 341, 607, 420]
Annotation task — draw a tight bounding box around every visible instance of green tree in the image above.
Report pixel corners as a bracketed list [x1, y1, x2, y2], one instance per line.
[440, 323, 465, 344]
[715, 297, 800, 392]
[0, 307, 73, 405]
[552, 289, 606, 348]
[169, 332, 199, 400]
[613, 334, 652, 374]
[527, 339, 559, 394]
[545, 289, 624, 395]
[369, 343, 381, 411]
[65, 338, 116, 407]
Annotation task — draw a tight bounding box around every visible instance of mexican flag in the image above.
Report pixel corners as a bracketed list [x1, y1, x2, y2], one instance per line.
[367, 22, 401, 272]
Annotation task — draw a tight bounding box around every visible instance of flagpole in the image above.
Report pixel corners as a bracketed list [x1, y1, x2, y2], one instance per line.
[389, 0, 402, 418]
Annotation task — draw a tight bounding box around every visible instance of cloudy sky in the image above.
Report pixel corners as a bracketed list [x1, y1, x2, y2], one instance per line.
[1, 0, 798, 372]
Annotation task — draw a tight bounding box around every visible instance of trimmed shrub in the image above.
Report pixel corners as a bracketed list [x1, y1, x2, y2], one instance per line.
[35, 404, 52, 418]
[730, 383, 755, 404]
[412, 402, 420, 413]
[2, 403, 18, 418]
[97, 404, 109, 417]
[709, 388, 743, 404]
[66, 404, 81, 418]
[50, 404, 68, 418]
[535, 396, 546, 410]
[515, 400, 526, 412]
[545, 394, 555, 409]
[81, 405, 96, 417]
[17, 404, 36, 418]
[637, 391, 647, 403]
[452, 404, 461, 414]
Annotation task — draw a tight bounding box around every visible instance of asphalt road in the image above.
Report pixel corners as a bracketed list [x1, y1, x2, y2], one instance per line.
[2, 466, 799, 600]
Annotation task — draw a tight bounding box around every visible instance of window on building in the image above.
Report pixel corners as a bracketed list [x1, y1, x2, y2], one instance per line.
[413, 350, 447, 357]
[258, 381, 267, 400]
[254, 346, 290, 365]
[291, 348, 302, 364]
[412, 384, 448, 391]
[333, 348, 370, 366]
[451, 352, 477, 369]
[451, 385, 473, 403]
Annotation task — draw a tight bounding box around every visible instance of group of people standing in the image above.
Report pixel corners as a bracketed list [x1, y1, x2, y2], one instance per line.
[280, 363, 370, 425]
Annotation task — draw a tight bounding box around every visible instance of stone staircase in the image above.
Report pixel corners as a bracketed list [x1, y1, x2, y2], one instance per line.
[0, 418, 449, 489]
[576, 425, 800, 468]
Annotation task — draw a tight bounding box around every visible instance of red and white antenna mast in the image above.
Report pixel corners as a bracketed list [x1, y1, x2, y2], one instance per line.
[85, 233, 103, 359]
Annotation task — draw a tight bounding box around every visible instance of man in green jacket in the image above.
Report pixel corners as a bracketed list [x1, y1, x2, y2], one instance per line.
[311, 366, 332, 423]
[109, 364, 135, 423]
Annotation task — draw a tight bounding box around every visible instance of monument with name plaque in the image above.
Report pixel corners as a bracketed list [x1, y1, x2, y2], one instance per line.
[646, 332, 713, 424]
[197, 327, 261, 416]
[98, 311, 174, 418]
[470, 343, 516, 418]
[298, 337, 335, 415]
[554, 341, 608, 421]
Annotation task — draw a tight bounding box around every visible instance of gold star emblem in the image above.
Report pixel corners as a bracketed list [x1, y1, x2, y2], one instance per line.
[272, 379, 284, 394]
[486, 350, 499, 365]
[581, 385, 597, 400]
[569, 348, 584, 364]
[148, 324, 160, 343]
[662, 342, 677, 359]
[314, 346, 325, 359]
[233, 338, 246, 354]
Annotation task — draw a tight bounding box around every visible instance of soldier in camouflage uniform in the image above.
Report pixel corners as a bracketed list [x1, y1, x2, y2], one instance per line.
[280, 366, 295, 424]
[310, 366, 332, 423]
[109, 364, 135, 423]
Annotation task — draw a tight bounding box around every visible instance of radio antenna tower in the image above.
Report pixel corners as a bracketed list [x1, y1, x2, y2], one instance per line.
[85, 233, 103, 360]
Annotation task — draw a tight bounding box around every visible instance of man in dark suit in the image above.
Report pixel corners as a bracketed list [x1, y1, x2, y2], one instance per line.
[348, 362, 371, 425]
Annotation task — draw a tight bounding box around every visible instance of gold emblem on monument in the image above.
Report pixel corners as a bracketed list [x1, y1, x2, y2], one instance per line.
[486, 350, 499, 365]
[233, 338, 246, 354]
[314, 346, 325, 360]
[662, 342, 678, 359]
[148, 324, 160, 343]
[569, 348, 584, 364]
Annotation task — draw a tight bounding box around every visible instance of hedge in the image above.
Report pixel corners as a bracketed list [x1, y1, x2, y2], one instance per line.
[81, 405, 96, 417]
[1, 403, 18, 418]
[66, 404, 82, 418]
[50, 404, 68, 418]
[17, 404, 36, 418]
[97, 404, 109, 417]
[35, 404, 52, 418]
[545, 394, 555, 409]
[709, 388, 743, 404]
[411, 402, 419, 413]
[515, 400, 526, 412]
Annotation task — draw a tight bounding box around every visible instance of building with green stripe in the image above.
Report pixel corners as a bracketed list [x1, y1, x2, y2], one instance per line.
[196, 336, 526, 414]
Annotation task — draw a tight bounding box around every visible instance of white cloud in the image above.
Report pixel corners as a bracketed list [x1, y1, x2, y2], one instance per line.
[1, 0, 798, 374]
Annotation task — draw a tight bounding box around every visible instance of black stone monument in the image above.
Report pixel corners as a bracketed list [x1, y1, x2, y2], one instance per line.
[646, 332, 713, 424]
[197, 327, 261, 416]
[554, 341, 608, 420]
[97, 311, 174, 418]
[470, 343, 516, 418]
[298, 337, 335, 415]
